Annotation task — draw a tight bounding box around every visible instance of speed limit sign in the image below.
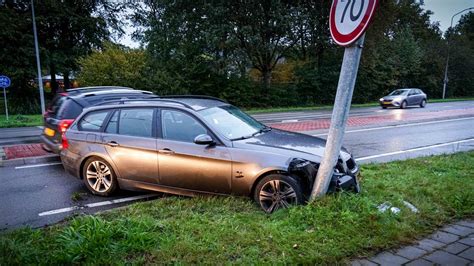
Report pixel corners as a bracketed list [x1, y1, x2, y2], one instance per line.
[330, 0, 378, 46]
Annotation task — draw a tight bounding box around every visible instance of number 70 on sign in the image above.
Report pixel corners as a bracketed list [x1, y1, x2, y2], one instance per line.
[329, 0, 378, 47]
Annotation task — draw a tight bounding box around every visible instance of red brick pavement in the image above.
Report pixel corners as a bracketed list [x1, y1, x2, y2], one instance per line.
[269, 108, 474, 132]
[3, 144, 51, 160]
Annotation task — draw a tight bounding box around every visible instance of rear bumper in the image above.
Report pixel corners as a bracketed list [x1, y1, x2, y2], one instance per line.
[60, 149, 82, 179]
[40, 134, 61, 154]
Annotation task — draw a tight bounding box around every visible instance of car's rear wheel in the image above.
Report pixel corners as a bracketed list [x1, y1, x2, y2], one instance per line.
[382, 106, 387, 109]
[400, 100, 407, 109]
[254, 174, 303, 213]
[420, 99, 427, 108]
[83, 157, 117, 196]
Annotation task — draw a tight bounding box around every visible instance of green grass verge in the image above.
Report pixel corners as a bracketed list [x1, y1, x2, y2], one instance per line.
[246, 97, 474, 114]
[0, 115, 43, 128]
[1, 152, 473, 264]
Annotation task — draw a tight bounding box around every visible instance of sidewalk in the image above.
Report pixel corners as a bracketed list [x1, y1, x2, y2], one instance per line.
[352, 220, 474, 266]
[2, 143, 51, 159]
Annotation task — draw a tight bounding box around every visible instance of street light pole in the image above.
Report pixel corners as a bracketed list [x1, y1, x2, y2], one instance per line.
[31, 0, 46, 114]
[442, 7, 474, 99]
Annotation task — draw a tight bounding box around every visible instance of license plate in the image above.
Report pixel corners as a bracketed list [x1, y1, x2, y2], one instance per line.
[44, 128, 55, 137]
[383, 101, 391, 104]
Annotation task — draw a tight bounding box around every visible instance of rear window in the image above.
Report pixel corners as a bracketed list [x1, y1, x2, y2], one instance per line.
[58, 100, 84, 119]
[47, 95, 66, 117]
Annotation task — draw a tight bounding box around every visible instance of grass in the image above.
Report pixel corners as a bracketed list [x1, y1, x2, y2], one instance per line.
[1, 152, 473, 264]
[246, 97, 474, 114]
[0, 114, 43, 128]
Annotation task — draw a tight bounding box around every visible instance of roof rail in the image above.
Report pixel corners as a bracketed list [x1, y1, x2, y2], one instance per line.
[66, 86, 134, 93]
[160, 95, 227, 103]
[94, 97, 194, 109]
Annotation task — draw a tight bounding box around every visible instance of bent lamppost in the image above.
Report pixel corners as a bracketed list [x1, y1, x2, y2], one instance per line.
[31, 0, 46, 114]
[442, 7, 474, 99]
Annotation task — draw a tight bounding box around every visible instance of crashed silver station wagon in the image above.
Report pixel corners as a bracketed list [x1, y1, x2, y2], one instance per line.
[60, 96, 359, 213]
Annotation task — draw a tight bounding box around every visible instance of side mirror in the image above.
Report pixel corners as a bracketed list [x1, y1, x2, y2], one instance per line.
[194, 134, 215, 145]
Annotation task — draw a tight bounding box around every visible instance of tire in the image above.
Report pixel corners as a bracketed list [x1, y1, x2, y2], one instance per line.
[382, 106, 387, 109]
[253, 174, 304, 213]
[420, 99, 426, 108]
[82, 157, 118, 196]
[400, 100, 407, 109]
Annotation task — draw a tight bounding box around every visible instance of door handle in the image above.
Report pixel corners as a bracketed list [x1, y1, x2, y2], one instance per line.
[158, 148, 174, 155]
[107, 141, 119, 147]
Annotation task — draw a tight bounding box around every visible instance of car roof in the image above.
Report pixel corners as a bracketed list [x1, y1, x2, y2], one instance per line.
[88, 95, 229, 112]
[65, 86, 152, 97]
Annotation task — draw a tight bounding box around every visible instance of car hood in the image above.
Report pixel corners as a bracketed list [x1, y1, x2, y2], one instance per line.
[232, 128, 351, 162]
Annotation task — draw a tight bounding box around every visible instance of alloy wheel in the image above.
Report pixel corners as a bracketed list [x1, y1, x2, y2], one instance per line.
[258, 180, 298, 213]
[86, 161, 112, 193]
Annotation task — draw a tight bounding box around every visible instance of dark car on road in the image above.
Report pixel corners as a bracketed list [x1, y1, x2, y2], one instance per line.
[60, 96, 359, 213]
[41, 86, 154, 153]
[379, 88, 427, 109]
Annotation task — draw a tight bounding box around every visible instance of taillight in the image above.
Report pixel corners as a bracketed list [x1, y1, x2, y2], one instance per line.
[61, 133, 69, 150]
[58, 119, 74, 150]
[58, 119, 74, 133]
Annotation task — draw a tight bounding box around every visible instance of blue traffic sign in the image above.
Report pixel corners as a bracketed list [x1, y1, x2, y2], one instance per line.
[0, 75, 11, 88]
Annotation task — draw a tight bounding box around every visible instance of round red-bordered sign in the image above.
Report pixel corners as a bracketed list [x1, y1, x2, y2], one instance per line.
[330, 0, 378, 46]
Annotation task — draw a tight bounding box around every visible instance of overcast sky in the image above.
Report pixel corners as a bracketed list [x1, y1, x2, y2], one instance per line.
[423, 0, 473, 31]
[118, 1, 474, 48]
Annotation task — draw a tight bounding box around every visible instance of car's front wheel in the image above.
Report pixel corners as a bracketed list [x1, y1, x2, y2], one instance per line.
[83, 157, 118, 196]
[400, 100, 407, 109]
[420, 99, 427, 108]
[254, 174, 303, 213]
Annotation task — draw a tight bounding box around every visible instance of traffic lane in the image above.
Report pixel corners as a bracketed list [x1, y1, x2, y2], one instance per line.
[252, 100, 474, 123]
[313, 117, 474, 162]
[0, 126, 43, 146]
[0, 163, 150, 230]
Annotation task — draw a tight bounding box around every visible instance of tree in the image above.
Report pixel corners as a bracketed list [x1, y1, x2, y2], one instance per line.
[34, 0, 127, 93]
[76, 43, 148, 90]
[446, 12, 474, 97]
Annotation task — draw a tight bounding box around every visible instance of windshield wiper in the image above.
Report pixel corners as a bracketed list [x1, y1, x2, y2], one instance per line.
[231, 126, 272, 141]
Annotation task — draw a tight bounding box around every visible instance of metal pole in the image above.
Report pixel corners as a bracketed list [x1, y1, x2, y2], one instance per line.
[3, 87, 8, 120]
[31, 0, 46, 114]
[310, 34, 365, 200]
[442, 7, 474, 99]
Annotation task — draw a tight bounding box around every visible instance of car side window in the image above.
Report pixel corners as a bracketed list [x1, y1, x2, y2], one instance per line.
[118, 109, 154, 138]
[161, 110, 207, 143]
[105, 110, 119, 134]
[79, 111, 109, 132]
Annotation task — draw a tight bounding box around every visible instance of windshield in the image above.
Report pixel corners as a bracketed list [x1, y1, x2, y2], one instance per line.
[199, 105, 267, 140]
[389, 89, 409, 96]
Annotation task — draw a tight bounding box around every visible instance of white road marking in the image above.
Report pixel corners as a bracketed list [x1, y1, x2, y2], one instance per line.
[312, 116, 474, 136]
[281, 119, 299, 123]
[38, 206, 81, 216]
[15, 162, 62, 169]
[355, 138, 474, 162]
[38, 194, 159, 217]
[36, 126, 44, 129]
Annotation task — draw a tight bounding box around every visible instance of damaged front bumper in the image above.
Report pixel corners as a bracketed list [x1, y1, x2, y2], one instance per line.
[289, 156, 360, 195]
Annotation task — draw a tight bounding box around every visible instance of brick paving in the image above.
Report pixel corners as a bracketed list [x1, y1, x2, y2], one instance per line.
[270, 108, 474, 132]
[352, 220, 474, 266]
[3, 143, 51, 159]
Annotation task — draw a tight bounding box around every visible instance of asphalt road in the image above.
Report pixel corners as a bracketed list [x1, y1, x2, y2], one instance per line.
[252, 100, 474, 123]
[0, 101, 473, 230]
[1, 100, 473, 145]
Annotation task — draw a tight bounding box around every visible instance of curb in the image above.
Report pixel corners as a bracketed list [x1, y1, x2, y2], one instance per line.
[0, 154, 60, 167]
